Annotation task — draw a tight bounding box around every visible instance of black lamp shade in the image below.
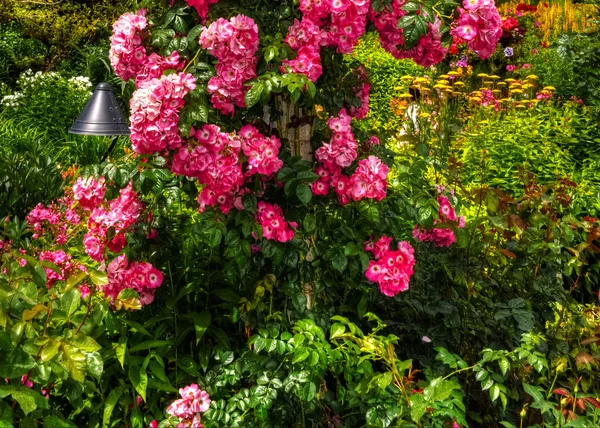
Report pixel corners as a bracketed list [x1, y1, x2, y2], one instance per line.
[69, 82, 130, 136]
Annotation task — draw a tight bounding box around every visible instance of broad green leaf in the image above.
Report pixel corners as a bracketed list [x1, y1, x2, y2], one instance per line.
[329, 323, 345, 339]
[296, 184, 312, 205]
[103, 387, 123, 427]
[292, 347, 310, 364]
[116, 339, 127, 369]
[89, 270, 108, 286]
[60, 289, 81, 316]
[86, 352, 103, 381]
[129, 340, 173, 353]
[11, 390, 36, 415]
[128, 365, 148, 402]
[40, 339, 60, 363]
[244, 81, 264, 108]
[61, 344, 87, 383]
[70, 335, 101, 353]
[194, 311, 211, 344]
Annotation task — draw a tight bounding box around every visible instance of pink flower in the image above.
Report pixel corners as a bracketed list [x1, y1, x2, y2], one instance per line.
[256, 201, 295, 243]
[506, 64, 516, 72]
[364, 240, 415, 297]
[102, 254, 163, 308]
[21, 375, 33, 389]
[80, 284, 91, 299]
[200, 15, 259, 114]
[84, 233, 104, 262]
[413, 194, 465, 247]
[450, 2, 502, 59]
[72, 176, 106, 210]
[109, 10, 149, 82]
[167, 384, 211, 425]
[186, 0, 218, 21]
[130, 73, 196, 154]
[149, 421, 158, 428]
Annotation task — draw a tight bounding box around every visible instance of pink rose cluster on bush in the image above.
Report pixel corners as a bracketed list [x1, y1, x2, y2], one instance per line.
[413, 195, 465, 247]
[282, 0, 370, 82]
[171, 123, 283, 215]
[371, 2, 447, 66]
[256, 201, 296, 243]
[200, 15, 260, 115]
[39, 250, 84, 289]
[166, 384, 211, 427]
[451, 0, 503, 59]
[130, 72, 197, 154]
[110, 10, 183, 85]
[364, 235, 416, 296]
[85, 181, 144, 261]
[313, 110, 389, 204]
[26, 176, 163, 308]
[105, 254, 164, 306]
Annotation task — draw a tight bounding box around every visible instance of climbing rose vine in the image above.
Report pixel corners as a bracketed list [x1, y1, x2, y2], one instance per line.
[109, 0, 499, 303]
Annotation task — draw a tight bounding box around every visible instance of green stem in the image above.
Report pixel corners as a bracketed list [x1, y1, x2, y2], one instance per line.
[183, 48, 202, 73]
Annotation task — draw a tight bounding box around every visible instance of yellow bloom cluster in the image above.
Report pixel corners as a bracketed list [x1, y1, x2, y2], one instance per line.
[499, 0, 597, 41]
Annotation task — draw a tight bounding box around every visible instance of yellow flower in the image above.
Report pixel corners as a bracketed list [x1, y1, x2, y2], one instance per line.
[515, 104, 526, 109]
[510, 89, 524, 94]
[453, 81, 465, 87]
[436, 79, 450, 85]
[505, 78, 516, 83]
[497, 82, 507, 87]
[401, 75, 414, 81]
[477, 73, 489, 78]
[418, 112, 431, 118]
[489, 75, 500, 80]
[543, 86, 557, 91]
[492, 89, 501, 95]
[438, 74, 449, 79]
[526, 75, 539, 80]
[452, 91, 462, 97]
[447, 71, 460, 76]
[399, 93, 413, 98]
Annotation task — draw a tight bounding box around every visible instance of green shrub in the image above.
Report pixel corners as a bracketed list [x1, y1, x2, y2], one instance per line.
[346, 32, 424, 135]
[0, 69, 93, 141]
[0, 22, 47, 85]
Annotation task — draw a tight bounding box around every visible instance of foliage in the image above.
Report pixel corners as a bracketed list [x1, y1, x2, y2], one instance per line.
[0, 0, 599, 427]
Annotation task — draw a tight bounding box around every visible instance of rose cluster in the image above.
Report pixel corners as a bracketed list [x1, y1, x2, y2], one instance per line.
[240, 125, 284, 176]
[315, 109, 358, 172]
[171, 123, 285, 214]
[26, 199, 78, 245]
[110, 10, 183, 85]
[166, 384, 211, 427]
[200, 15, 259, 115]
[104, 254, 164, 306]
[85, 181, 144, 261]
[364, 236, 415, 296]
[39, 250, 84, 289]
[312, 110, 388, 204]
[282, 0, 370, 82]
[109, 10, 149, 82]
[129, 72, 197, 154]
[256, 201, 295, 243]
[413, 195, 465, 247]
[451, 0, 503, 59]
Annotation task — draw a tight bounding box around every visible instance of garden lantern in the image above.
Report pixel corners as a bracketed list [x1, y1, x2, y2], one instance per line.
[69, 82, 129, 160]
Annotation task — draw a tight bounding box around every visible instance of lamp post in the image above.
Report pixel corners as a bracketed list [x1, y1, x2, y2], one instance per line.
[69, 82, 130, 162]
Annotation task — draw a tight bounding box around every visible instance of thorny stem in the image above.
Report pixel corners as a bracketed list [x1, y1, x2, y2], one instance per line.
[76, 285, 96, 335]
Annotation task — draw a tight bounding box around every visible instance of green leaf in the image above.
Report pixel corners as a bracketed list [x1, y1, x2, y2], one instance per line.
[116, 339, 127, 369]
[129, 340, 173, 353]
[11, 390, 36, 415]
[103, 387, 123, 427]
[194, 311, 211, 344]
[86, 352, 103, 381]
[244, 81, 264, 108]
[332, 253, 348, 273]
[128, 365, 148, 402]
[523, 383, 544, 403]
[296, 184, 312, 205]
[329, 323, 345, 339]
[89, 270, 108, 286]
[0, 349, 35, 378]
[410, 393, 426, 422]
[499, 358, 510, 376]
[70, 335, 101, 353]
[40, 339, 60, 363]
[292, 347, 310, 364]
[60, 289, 81, 316]
[377, 372, 393, 390]
[63, 271, 87, 293]
[62, 344, 87, 382]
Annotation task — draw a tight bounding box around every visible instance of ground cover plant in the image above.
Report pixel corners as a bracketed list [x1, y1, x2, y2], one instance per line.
[0, 0, 599, 427]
